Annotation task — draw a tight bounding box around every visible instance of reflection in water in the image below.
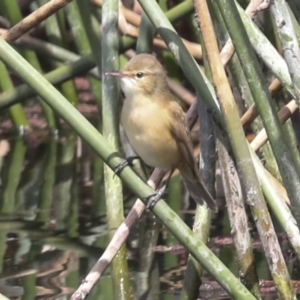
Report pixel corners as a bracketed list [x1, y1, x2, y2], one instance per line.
[0, 133, 298, 300]
[0, 133, 106, 299]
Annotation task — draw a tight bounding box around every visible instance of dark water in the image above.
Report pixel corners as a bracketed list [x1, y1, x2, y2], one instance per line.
[0, 133, 298, 300]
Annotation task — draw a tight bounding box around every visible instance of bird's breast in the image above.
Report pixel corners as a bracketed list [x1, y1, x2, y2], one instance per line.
[121, 96, 180, 169]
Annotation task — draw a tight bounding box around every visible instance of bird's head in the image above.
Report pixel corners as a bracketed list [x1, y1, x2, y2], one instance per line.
[105, 54, 168, 98]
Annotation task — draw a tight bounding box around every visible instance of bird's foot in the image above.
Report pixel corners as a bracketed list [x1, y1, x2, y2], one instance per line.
[114, 156, 139, 176]
[146, 185, 167, 209]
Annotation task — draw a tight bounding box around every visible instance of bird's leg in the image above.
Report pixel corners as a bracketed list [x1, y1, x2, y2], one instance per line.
[146, 185, 167, 209]
[114, 156, 140, 175]
[146, 169, 174, 209]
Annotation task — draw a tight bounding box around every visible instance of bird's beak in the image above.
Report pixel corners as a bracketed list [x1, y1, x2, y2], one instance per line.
[105, 71, 125, 78]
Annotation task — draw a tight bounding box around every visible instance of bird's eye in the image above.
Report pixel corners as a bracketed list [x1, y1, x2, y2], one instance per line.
[135, 72, 144, 79]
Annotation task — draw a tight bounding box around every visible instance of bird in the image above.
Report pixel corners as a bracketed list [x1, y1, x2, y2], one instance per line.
[105, 53, 217, 212]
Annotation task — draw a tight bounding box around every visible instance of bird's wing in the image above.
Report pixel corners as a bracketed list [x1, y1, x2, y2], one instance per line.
[168, 103, 198, 178]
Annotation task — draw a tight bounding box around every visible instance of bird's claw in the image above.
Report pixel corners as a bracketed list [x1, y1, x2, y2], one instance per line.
[114, 156, 139, 176]
[146, 185, 167, 209]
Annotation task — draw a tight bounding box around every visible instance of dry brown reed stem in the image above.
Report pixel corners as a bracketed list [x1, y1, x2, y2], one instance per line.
[0, 0, 73, 43]
[250, 99, 298, 151]
[219, 0, 267, 65]
[167, 78, 194, 105]
[132, 0, 143, 14]
[93, 0, 203, 59]
[241, 104, 258, 127]
[241, 77, 299, 153]
[119, 4, 203, 59]
[241, 78, 282, 126]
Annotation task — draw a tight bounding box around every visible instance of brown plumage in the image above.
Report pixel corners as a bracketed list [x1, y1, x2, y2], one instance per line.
[106, 54, 217, 212]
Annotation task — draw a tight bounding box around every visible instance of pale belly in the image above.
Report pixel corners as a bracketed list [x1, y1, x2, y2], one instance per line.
[121, 99, 180, 169]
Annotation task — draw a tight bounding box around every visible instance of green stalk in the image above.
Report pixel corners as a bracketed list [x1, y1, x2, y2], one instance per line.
[16, 149, 45, 220]
[36, 141, 57, 223]
[279, 101, 300, 174]
[249, 146, 300, 260]
[0, 38, 256, 300]
[269, 0, 300, 98]
[287, 3, 300, 42]
[39, 0, 79, 106]
[22, 273, 37, 300]
[98, 274, 114, 300]
[0, 3, 28, 129]
[137, 211, 161, 297]
[228, 53, 280, 180]
[136, 12, 156, 54]
[13, 34, 84, 63]
[66, 268, 80, 295]
[0, 138, 26, 214]
[235, 2, 295, 97]
[164, 174, 182, 269]
[3, 0, 56, 131]
[65, 0, 101, 108]
[91, 159, 105, 217]
[68, 154, 79, 238]
[101, 0, 131, 298]
[55, 135, 76, 230]
[0, 61, 29, 129]
[65, 0, 105, 217]
[165, 0, 194, 24]
[0, 55, 96, 109]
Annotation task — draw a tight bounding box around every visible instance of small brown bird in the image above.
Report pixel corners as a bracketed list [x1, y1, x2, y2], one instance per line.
[106, 54, 217, 211]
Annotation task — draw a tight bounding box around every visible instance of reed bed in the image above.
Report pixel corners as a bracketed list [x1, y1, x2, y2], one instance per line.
[0, 0, 300, 299]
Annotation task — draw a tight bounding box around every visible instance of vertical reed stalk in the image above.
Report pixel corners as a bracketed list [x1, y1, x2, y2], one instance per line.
[39, 0, 79, 106]
[0, 61, 29, 129]
[37, 141, 57, 223]
[65, 0, 104, 217]
[269, 0, 300, 98]
[0, 138, 26, 214]
[3, 0, 56, 131]
[101, 0, 131, 298]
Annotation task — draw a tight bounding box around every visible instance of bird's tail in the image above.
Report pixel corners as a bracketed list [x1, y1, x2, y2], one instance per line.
[180, 166, 218, 212]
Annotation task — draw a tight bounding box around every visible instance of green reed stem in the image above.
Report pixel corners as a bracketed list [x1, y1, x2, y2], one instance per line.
[101, 0, 132, 298]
